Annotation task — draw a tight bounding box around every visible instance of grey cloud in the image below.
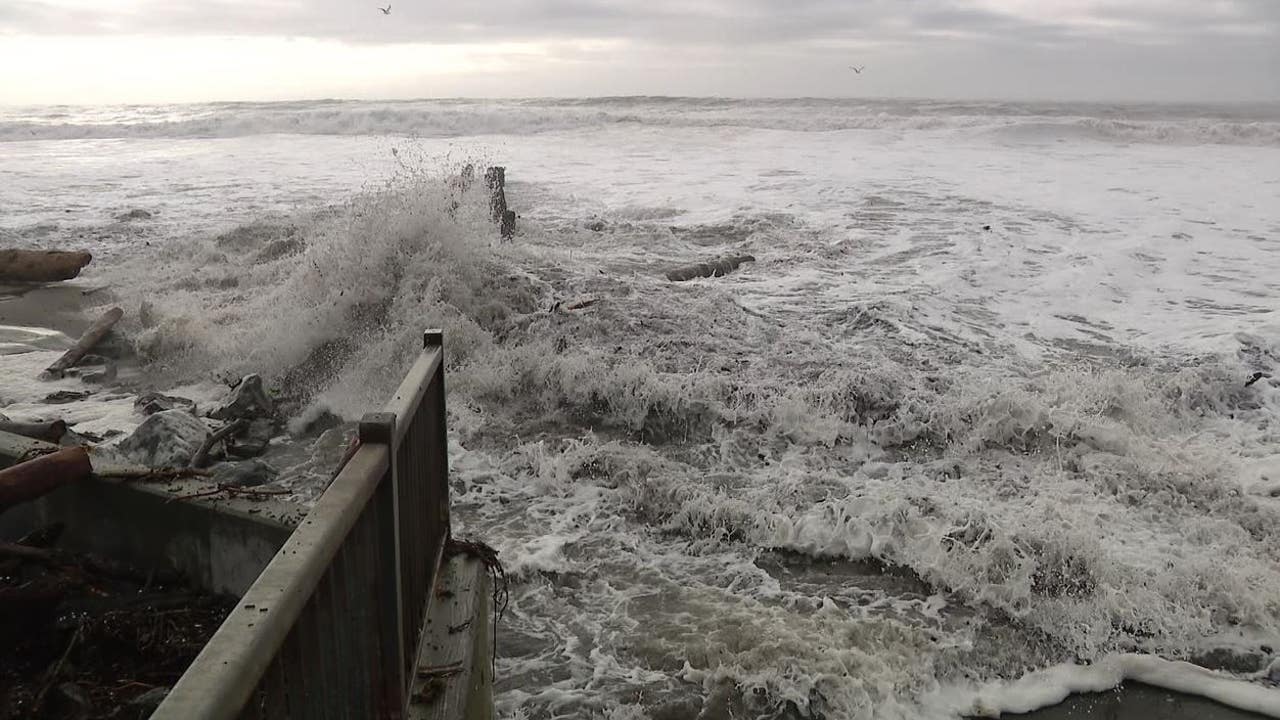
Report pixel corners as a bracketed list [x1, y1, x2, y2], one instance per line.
[2, 0, 1276, 101]
[4, 0, 1274, 45]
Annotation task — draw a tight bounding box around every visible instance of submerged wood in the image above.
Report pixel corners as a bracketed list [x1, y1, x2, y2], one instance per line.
[0, 419, 67, 444]
[0, 446, 92, 513]
[0, 249, 92, 282]
[40, 306, 123, 380]
[664, 254, 757, 282]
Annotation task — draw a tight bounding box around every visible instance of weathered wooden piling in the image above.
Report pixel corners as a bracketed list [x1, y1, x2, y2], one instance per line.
[485, 166, 516, 240]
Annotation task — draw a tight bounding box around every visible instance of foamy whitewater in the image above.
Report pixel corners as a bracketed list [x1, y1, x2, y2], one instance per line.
[3, 98, 1280, 719]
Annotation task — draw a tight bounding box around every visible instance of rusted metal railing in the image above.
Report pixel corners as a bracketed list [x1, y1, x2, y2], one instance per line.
[153, 330, 451, 720]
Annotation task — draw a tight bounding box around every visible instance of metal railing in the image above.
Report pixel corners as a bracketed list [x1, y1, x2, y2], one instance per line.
[153, 330, 451, 720]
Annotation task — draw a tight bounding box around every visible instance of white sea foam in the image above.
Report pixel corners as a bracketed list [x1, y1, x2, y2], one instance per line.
[0, 349, 142, 436]
[935, 654, 1280, 718]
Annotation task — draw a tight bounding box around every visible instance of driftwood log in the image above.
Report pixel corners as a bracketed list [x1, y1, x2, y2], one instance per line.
[0, 446, 92, 513]
[40, 306, 123, 380]
[665, 254, 756, 282]
[0, 249, 93, 282]
[485, 166, 517, 240]
[0, 419, 67, 444]
[190, 419, 248, 469]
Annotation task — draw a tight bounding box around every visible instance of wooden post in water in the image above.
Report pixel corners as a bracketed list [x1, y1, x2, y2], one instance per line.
[484, 167, 516, 240]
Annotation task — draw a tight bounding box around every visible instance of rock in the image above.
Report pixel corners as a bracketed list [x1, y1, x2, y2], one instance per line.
[115, 209, 153, 221]
[228, 417, 275, 458]
[44, 390, 92, 404]
[212, 458, 278, 487]
[116, 410, 210, 467]
[135, 392, 197, 416]
[210, 374, 273, 421]
[61, 428, 102, 445]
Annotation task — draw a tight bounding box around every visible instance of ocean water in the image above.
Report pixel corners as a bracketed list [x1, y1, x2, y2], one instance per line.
[2, 97, 1280, 718]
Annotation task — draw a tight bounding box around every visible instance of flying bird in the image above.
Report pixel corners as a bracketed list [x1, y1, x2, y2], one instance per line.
[849, 65, 865, 74]
[378, 4, 391, 14]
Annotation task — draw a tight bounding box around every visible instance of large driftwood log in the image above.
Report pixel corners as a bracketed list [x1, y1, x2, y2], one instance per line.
[485, 166, 517, 240]
[40, 307, 123, 380]
[0, 420, 67, 444]
[665, 254, 756, 282]
[0, 250, 92, 282]
[0, 446, 92, 513]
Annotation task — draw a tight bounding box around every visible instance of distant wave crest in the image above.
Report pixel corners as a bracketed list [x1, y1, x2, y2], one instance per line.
[986, 116, 1280, 146]
[2, 98, 1279, 146]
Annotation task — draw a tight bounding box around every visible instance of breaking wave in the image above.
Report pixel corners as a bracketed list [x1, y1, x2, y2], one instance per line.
[101, 162, 534, 417]
[3, 98, 1279, 147]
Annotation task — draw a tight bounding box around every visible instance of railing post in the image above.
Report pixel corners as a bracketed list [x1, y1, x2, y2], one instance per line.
[424, 329, 450, 533]
[360, 411, 405, 718]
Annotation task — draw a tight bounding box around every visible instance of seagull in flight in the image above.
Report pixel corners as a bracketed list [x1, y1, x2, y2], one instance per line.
[378, 4, 391, 14]
[849, 65, 865, 74]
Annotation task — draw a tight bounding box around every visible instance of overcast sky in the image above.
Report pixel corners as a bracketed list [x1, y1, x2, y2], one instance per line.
[2, 0, 1277, 104]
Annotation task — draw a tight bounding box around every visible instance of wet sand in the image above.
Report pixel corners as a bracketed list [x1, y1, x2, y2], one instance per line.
[0, 282, 104, 337]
